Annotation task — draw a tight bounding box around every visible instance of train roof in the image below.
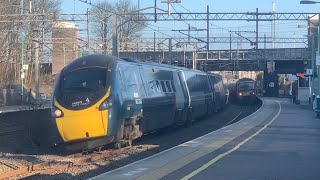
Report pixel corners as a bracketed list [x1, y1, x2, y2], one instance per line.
[61, 54, 207, 75]
[61, 54, 116, 74]
[119, 57, 206, 74]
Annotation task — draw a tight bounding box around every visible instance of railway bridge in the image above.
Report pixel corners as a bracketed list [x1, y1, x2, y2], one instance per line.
[120, 48, 310, 73]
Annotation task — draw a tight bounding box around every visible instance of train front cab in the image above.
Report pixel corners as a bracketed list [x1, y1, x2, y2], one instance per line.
[51, 57, 116, 150]
[236, 81, 256, 104]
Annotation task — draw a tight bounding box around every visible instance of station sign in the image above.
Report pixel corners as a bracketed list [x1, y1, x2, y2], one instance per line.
[269, 82, 275, 87]
[306, 69, 313, 76]
[23, 64, 29, 70]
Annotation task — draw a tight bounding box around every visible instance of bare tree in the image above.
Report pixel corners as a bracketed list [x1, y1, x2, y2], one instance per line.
[90, 0, 147, 51]
[0, 0, 61, 89]
[90, 1, 113, 51]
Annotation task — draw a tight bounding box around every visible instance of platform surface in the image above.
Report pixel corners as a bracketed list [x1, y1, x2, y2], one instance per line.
[90, 98, 320, 180]
[0, 103, 50, 114]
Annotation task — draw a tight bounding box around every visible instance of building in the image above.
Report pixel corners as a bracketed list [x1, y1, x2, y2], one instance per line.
[51, 22, 78, 75]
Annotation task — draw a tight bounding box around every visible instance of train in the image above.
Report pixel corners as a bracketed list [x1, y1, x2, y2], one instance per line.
[228, 78, 257, 104]
[50, 54, 228, 150]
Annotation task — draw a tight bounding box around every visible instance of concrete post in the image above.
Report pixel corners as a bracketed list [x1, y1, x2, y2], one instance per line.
[35, 39, 39, 100]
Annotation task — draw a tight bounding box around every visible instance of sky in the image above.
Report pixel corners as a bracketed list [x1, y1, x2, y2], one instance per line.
[60, 0, 320, 50]
[62, 0, 320, 14]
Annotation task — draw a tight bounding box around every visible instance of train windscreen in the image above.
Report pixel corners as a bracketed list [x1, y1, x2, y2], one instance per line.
[237, 82, 254, 91]
[55, 67, 109, 110]
[60, 68, 107, 95]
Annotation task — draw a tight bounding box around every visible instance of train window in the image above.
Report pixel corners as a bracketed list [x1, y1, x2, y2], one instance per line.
[119, 65, 146, 98]
[149, 80, 156, 93]
[171, 81, 176, 92]
[238, 82, 255, 90]
[166, 81, 172, 92]
[160, 81, 167, 92]
[117, 67, 129, 98]
[155, 80, 161, 93]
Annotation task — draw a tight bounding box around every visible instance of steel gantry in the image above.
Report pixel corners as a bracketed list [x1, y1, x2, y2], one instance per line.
[0, 9, 316, 72]
[134, 12, 318, 21]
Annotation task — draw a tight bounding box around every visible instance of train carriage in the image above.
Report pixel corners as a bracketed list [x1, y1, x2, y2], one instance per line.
[50, 54, 217, 150]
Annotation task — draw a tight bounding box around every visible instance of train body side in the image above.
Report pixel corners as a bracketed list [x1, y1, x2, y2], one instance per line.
[114, 62, 187, 132]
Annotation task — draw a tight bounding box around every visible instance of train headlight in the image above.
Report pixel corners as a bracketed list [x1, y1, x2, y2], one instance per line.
[51, 106, 64, 118]
[99, 97, 113, 111]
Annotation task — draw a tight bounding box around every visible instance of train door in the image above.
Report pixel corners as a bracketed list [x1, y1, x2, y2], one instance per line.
[178, 70, 192, 121]
[207, 75, 215, 105]
[215, 77, 223, 110]
[178, 70, 190, 108]
[118, 64, 144, 119]
[137, 67, 150, 132]
[172, 71, 187, 124]
[210, 76, 219, 109]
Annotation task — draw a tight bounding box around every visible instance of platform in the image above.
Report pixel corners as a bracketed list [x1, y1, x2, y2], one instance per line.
[90, 98, 320, 180]
[0, 103, 50, 114]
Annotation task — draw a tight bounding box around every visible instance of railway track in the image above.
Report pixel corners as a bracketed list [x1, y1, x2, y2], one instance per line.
[221, 103, 258, 128]
[0, 147, 131, 179]
[0, 101, 262, 180]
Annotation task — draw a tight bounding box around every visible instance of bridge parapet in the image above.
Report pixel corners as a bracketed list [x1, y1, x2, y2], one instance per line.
[195, 48, 310, 61]
[119, 48, 310, 72]
[120, 48, 310, 62]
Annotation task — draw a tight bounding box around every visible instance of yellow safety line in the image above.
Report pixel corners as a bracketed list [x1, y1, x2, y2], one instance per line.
[181, 100, 281, 180]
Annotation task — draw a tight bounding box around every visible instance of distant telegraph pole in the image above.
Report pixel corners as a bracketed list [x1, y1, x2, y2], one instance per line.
[34, 38, 39, 100]
[206, 5, 209, 72]
[169, 38, 172, 64]
[272, 2, 276, 48]
[112, 14, 118, 56]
